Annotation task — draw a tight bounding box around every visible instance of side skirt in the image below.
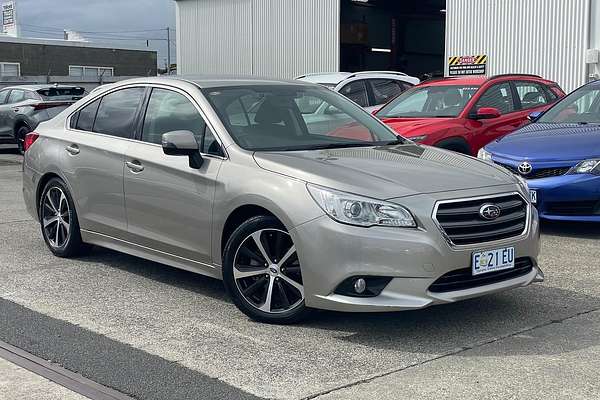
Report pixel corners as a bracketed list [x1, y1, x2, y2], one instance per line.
[80, 229, 223, 280]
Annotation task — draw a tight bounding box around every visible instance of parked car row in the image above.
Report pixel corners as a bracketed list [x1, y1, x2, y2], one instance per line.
[22, 76, 546, 324]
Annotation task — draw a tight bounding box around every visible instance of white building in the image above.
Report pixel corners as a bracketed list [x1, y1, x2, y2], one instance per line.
[175, 0, 600, 92]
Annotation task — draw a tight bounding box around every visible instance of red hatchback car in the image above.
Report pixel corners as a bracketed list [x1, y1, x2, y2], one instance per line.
[375, 74, 565, 155]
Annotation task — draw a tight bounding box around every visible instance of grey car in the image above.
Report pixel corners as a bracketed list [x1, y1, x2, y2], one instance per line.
[22, 76, 543, 323]
[0, 84, 85, 153]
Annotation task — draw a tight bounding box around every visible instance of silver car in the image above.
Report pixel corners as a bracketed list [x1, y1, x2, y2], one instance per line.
[0, 84, 86, 153]
[23, 76, 543, 324]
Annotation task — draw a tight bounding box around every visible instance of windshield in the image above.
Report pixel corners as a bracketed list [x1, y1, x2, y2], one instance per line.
[203, 85, 404, 151]
[538, 86, 600, 124]
[376, 85, 479, 118]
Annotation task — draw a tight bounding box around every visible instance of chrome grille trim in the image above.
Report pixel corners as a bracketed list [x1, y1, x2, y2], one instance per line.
[432, 192, 531, 250]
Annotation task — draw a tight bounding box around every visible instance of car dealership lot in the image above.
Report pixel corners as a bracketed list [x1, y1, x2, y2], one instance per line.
[0, 150, 599, 399]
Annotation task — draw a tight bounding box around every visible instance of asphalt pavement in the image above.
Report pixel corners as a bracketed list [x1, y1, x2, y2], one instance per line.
[0, 146, 599, 399]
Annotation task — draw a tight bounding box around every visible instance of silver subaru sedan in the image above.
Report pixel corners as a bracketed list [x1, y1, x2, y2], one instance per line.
[22, 76, 543, 324]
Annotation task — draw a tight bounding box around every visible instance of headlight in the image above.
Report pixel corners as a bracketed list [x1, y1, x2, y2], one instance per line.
[307, 184, 416, 228]
[568, 159, 600, 175]
[477, 148, 493, 162]
[409, 135, 427, 143]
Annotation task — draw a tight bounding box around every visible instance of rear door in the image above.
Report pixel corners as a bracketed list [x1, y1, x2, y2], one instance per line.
[60, 86, 146, 238]
[467, 82, 522, 151]
[123, 86, 224, 265]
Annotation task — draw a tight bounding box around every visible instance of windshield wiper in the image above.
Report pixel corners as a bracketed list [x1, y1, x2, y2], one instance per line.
[307, 142, 380, 150]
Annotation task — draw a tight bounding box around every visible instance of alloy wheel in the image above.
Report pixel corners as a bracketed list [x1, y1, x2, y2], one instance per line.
[42, 187, 71, 248]
[233, 229, 304, 314]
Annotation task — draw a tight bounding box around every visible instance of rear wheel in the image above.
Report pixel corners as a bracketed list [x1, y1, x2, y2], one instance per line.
[16, 125, 31, 155]
[222, 216, 312, 324]
[39, 178, 90, 258]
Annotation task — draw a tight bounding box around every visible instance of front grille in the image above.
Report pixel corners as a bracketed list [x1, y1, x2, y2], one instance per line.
[428, 257, 533, 293]
[545, 201, 600, 216]
[435, 194, 528, 246]
[499, 163, 570, 180]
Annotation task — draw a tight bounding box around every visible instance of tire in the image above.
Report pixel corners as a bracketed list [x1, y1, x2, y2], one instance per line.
[434, 137, 472, 155]
[39, 178, 91, 258]
[222, 215, 312, 324]
[16, 125, 31, 155]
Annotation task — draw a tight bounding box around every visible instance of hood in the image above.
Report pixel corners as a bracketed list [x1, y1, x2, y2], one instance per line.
[487, 123, 600, 162]
[254, 145, 514, 200]
[378, 117, 455, 137]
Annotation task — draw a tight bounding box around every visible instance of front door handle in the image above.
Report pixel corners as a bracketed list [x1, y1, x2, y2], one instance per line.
[65, 144, 80, 155]
[126, 160, 144, 173]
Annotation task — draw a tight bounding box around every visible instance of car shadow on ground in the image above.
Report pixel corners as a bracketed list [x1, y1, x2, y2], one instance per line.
[541, 220, 600, 239]
[75, 246, 600, 358]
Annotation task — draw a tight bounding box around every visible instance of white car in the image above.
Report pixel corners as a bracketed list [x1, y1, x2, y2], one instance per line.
[296, 71, 420, 113]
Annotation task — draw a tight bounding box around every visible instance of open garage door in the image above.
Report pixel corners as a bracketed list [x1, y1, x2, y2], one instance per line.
[340, 0, 446, 79]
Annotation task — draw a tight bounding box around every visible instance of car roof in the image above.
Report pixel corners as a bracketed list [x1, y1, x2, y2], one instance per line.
[0, 84, 83, 91]
[420, 74, 556, 87]
[296, 71, 415, 85]
[111, 75, 318, 90]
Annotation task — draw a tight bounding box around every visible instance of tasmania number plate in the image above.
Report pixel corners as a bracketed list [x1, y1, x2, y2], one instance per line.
[472, 247, 515, 276]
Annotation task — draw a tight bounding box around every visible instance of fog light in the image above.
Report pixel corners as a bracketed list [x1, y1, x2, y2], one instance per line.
[354, 278, 367, 294]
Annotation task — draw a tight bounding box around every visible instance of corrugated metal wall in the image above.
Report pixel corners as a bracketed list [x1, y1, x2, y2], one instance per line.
[176, 0, 340, 79]
[446, 0, 591, 93]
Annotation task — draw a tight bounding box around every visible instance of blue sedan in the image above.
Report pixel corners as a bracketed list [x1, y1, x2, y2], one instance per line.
[478, 80, 600, 222]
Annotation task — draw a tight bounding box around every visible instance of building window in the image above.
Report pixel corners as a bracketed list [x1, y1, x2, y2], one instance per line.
[69, 66, 114, 78]
[0, 62, 20, 77]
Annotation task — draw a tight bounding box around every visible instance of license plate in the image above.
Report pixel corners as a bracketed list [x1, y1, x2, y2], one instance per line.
[530, 190, 537, 204]
[472, 247, 515, 276]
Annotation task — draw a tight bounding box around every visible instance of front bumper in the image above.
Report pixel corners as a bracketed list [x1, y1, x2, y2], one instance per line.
[291, 188, 541, 312]
[529, 174, 600, 222]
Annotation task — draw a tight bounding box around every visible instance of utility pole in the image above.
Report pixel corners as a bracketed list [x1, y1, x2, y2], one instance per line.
[166, 27, 171, 75]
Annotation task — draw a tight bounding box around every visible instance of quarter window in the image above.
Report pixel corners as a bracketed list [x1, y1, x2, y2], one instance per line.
[93, 87, 145, 138]
[73, 98, 101, 131]
[142, 88, 206, 145]
[515, 82, 548, 109]
[339, 80, 369, 108]
[474, 83, 515, 115]
[369, 79, 408, 105]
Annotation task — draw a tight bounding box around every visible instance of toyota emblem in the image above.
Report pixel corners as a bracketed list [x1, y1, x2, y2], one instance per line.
[518, 162, 533, 176]
[479, 204, 501, 220]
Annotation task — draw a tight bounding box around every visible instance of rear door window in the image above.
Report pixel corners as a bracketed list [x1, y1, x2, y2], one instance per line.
[339, 80, 369, 108]
[369, 79, 407, 105]
[0, 90, 9, 104]
[514, 81, 548, 109]
[474, 83, 515, 115]
[7, 89, 25, 104]
[93, 87, 145, 138]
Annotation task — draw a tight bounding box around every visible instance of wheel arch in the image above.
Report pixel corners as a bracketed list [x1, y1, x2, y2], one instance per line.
[220, 204, 280, 258]
[434, 136, 473, 155]
[35, 171, 79, 221]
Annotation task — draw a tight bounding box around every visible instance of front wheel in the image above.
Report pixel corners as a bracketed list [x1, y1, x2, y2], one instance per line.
[39, 178, 90, 258]
[222, 216, 312, 324]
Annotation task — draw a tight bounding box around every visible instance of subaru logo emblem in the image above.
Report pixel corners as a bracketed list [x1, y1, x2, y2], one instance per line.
[479, 204, 501, 220]
[518, 161, 533, 176]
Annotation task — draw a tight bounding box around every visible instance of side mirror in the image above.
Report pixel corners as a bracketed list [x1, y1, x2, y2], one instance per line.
[162, 130, 203, 169]
[528, 111, 544, 122]
[472, 107, 501, 120]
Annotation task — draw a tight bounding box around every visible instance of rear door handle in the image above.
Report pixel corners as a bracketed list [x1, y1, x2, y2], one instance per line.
[126, 160, 144, 173]
[65, 144, 80, 155]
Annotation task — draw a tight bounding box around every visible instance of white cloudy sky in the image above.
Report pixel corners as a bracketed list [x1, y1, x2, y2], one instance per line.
[15, 0, 177, 66]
